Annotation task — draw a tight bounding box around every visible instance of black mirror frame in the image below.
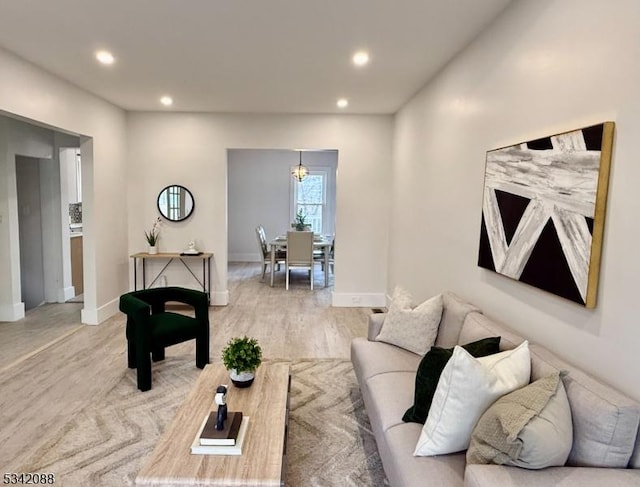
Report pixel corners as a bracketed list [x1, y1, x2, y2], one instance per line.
[157, 184, 195, 222]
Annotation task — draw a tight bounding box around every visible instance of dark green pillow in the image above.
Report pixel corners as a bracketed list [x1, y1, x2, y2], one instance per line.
[402, 336, 501, 424]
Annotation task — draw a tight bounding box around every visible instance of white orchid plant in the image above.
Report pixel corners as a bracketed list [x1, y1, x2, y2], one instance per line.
[144, 217, 162, 246]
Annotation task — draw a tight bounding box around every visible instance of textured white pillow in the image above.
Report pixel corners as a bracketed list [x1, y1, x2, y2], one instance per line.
[375, 287, 443, 356]
[414, 341, 531, 456]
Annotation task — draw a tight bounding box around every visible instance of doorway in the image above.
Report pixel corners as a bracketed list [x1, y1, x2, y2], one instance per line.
[226, 148, 337, 288]
[15, 156, 45, 310]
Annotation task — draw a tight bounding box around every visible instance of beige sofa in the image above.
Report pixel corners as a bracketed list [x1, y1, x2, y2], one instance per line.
[351, 292, 640, 486]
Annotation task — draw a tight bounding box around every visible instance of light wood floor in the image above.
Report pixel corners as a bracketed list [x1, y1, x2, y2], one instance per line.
[0, 262, 371, 471]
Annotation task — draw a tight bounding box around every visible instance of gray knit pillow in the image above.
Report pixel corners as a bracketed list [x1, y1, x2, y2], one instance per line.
[376, 287, 443, 355]
[467, 372, 573, 469]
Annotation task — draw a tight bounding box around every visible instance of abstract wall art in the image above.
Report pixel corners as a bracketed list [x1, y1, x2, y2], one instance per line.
[478, 122, 614, 307]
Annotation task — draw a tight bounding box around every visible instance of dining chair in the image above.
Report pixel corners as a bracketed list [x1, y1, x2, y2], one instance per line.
[286, 230, 315, 290]
[256, 225, 285, 280]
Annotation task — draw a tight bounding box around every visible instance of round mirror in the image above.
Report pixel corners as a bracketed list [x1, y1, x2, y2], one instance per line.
[157, 185, 195, 222]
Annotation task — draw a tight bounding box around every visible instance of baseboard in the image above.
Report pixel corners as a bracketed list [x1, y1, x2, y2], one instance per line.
[211, 290, 229, 306]
[331, 292, 386, 308]
[228, 253, 261, 262]
[81, 296, 119, 325]
[58, 286, 76, 303]
[0, 302, 25, 321]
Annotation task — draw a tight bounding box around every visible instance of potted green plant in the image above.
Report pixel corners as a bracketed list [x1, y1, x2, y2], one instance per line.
[144, 217, 162, 254]
[292, 209, 311, 231]
[221, 336, 263, 388]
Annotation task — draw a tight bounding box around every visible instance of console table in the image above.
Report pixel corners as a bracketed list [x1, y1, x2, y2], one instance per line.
[130, 252, 213, 304]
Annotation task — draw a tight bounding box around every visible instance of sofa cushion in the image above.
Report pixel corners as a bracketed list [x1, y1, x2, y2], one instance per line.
[464, 464, 640, 487]
[402, 336, 501, 424]
[458, 312, 523, 351]
[376, 290, 443, 355]
[351, 337, 421, 384]
[365, 371, 416, 434]
[149, 312, 200, 346]
[415, 341, 531, 456]
[467, 372, 573, 469]
[529, 344, 640, 468]
[435, 292, 482, 348]
[382, 423, 466, 487]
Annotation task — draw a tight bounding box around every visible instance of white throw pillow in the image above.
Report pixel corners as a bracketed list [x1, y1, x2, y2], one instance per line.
[375, 287, 443, 356]
[414, 340, 531, 456]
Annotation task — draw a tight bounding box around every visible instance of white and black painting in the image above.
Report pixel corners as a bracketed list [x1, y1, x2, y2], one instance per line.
[478, 122, 614, 307]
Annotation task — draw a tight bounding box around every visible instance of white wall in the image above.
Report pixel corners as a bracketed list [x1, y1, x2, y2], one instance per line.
[126, 113, 392, 307]
[0, 46, 128, 324]
[390, 0, 640, 400]
[228, 149, 337, 262]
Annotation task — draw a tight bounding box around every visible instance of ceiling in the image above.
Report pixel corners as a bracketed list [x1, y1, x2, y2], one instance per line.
[0, 0, 512, 114]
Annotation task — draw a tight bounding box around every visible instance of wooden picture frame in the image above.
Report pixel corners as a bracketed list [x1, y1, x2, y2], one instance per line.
[477, 122, 615, 307]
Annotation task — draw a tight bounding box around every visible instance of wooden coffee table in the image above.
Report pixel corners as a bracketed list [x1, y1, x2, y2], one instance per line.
[136, 362, 290, 486]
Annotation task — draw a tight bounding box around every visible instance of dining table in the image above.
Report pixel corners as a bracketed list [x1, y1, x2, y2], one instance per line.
[269, 234, 333, 287]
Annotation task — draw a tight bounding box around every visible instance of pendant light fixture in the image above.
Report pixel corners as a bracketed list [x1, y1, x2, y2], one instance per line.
[291, 150, 308, 182]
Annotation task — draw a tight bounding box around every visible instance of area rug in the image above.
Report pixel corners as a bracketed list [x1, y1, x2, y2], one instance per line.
[19, 359, 387, 486]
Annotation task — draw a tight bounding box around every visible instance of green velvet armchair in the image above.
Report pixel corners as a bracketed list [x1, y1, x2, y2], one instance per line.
[119, 287, 210, 391]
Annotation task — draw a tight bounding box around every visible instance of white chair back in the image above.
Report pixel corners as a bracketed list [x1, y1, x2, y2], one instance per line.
[285, 231, 315, 290]
[286, 231, 313, 265]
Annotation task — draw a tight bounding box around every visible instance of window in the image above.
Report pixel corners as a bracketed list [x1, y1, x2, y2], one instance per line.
[292, 169, 328, 234]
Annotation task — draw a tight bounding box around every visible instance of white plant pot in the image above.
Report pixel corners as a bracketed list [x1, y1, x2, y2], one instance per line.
[148, 245, 158, 255]
[229, 369, 255, 388]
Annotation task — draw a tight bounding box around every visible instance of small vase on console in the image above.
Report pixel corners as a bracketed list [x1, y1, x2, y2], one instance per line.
[149, 245, 158, 255]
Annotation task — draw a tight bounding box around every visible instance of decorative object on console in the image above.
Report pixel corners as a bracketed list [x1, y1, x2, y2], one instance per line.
[291, 150, 308, 182]
[144, 217, 162, 254]
[414, 340, 531, 456]
[222, 336, 262, 388]
[181, 239, 202, 256]
[478, 122, 615, 307]
[402, 336, 501, 424]
[467, 371, 573, 469]
[375, 286, 443, 356]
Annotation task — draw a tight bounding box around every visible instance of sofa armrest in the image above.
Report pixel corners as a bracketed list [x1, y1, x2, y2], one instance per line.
[464, 464, 640, 487]
[367, 313, 386, 341]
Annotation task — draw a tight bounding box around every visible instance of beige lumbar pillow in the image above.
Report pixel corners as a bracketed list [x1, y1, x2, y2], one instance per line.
[375, 286, 443, 356]
[414, 341, 531, 456]
[467, 371, 573, 469]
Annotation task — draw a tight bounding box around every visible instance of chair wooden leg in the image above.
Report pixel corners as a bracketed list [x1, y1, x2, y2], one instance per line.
[127, 340, 137, 369]
[137, 353, 152, 392]
[196, 334, 209, 369]
[262, 262, 267, 279]
[152, 347, 165, 362]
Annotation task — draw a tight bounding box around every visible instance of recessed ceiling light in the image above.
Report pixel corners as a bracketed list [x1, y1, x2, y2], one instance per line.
[352, 51, 369, 67]
[95, 50, 115, 65]
[336, 98, 349, 109]
[160, 96, 173, 106]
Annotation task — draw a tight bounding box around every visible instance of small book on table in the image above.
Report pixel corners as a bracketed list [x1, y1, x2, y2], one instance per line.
[200, 411, 243, 446]
[190, 413, 249, 455]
